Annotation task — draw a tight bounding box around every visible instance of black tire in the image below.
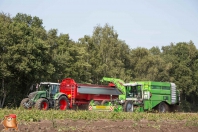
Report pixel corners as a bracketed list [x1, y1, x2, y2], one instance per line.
[157, 102, 170, 113]
[94, 101, 101, 105]
[77, 104, 89, 110]
[35, 98, 49, 110]
[20, 98, 29, 109]
[55, 96, 69, 110]
[101, 100, 109, 105]
[170, 105, 179, 112]
[123, 100, 134, 112]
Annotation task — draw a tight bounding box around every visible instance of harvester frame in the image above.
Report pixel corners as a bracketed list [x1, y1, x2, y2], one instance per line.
[89, 77, 180, 112]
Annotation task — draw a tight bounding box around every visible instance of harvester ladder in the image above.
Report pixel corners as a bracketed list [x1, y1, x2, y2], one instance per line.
[70, 85, 75, 108]
[170, 83, 176, 104]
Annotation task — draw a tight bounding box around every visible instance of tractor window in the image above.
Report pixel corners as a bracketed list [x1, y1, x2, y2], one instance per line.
[39, 84, 50, 91]
[51, 85, 59, 95]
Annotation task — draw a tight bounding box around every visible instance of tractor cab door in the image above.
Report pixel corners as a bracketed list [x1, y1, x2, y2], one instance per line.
[49, 84, 60, 98]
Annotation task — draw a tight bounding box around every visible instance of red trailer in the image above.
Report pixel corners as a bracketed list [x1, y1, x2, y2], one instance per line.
[59, 78, 122, 110]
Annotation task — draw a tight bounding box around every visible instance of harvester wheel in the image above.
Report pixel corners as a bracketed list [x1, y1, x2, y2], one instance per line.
[101, 100, 109, 105]
[77, 104, 89, 110]
[20, 98, 30, 109]
[170, 105, 179, 112]
[94, 101, 100, 105]
[56, 96, 69, 110]
[35, 98, 49, 110]
[157, 102, 170, 113]
[123, 101, 134, 112]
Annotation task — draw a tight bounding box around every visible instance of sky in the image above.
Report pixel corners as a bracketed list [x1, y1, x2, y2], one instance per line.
[0, 0, 198, 49]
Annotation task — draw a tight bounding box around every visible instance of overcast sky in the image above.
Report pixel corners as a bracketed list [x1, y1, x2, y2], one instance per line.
[0, 0, 198, 49]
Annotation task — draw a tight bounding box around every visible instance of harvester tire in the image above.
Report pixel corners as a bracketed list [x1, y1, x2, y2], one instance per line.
[20, 98, 29, 109]
[56, 96, 69, 110]
[94, 101, 100, 105]
[170, 105, 179, 112]
[101, 100, 109, 105]
[157, 102, 170, 113]
[35, 98, 49, 110]
[77, 104, 89, 110]
[101, 100, 108, 105]
[124, 101, 134, 112]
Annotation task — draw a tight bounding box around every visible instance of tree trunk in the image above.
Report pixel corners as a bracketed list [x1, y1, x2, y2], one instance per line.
[0, 78, 6, 108]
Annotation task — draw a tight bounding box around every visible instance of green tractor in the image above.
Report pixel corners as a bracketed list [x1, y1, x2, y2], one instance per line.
[20, 82, 69, 110]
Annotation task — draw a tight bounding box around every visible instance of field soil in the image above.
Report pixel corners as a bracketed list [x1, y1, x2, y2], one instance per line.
[0, 119, 198, 132]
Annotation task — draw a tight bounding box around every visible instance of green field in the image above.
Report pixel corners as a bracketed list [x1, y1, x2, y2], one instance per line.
[1, 108, 198, 123]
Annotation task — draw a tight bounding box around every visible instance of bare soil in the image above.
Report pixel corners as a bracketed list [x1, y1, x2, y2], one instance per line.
[0, 119, 198, 132]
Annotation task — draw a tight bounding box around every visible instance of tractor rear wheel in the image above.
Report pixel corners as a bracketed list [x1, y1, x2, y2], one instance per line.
[56, 96, 69, 110]
[123, 101, 134, 112]
[20, 98, 30, 109]
[157, 102, 170, 113]
[35, 98, 49, 110]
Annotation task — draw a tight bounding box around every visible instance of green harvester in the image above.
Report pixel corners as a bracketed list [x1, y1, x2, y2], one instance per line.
[89, 77, 180, 112]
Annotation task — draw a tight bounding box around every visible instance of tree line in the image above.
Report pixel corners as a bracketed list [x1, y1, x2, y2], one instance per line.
[0, 13, 197, 111]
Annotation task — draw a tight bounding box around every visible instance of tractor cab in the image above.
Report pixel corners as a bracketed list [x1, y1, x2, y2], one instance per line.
[39, 82, 60, 98]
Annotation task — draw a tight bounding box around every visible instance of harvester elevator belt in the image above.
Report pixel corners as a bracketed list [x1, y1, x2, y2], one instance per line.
[77, 86, 122, 95]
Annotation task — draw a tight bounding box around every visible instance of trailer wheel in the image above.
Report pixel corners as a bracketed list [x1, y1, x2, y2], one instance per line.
[124, 101, 134, 112]
[56, 96, 69, 110]
[157, 102, 170, 113]
[20, 98, 30, 109]
[35, 98, 49, 110]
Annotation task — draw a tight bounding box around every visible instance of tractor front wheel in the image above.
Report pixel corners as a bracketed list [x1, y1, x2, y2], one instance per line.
[20, 98, 30, 109]
[56, 96, 69, 110]
[35, 98, 49, 110]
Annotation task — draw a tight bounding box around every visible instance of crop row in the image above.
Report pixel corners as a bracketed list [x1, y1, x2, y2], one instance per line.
[0, 108, 198, 122]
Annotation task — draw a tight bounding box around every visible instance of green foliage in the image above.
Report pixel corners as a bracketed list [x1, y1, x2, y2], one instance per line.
[0, 12, 198, 110]
[78, 24, 132, 83]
